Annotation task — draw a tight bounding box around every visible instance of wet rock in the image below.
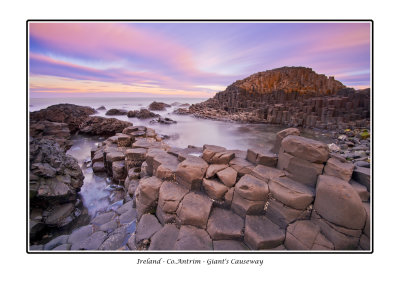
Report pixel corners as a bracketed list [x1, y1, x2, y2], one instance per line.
[71, 231, 107, 250]
[112, 161, 126, 181]
[149, 224, 180, 250]
[68, 225, 93, 244]
[92, 162, 106, 173]
[177, 192, 213, 229]
[150, 117, 177, 124]
[127, 109, 160, 119]
[174, 225, 213, 250]
[202, 179, 229, 200]
[135, 214, 162, 245]
[173, 108, 191, 115]
[98, 219, 118, 232]
[207, 208, 244, 240]
[244, 215, 285, 250]
[213, 240, 248, 250]
[119, 207, 137, 224]
[269, 176, 315, 210]
[79, 116, 132, 136]
[116, 200, 134, 215]
[251, 165, 285, 182]
[99, 227, 127, 250]
[284, 220, 334, 250]
[45, 203, 76, 227]
[323, 158, 354, 182]
[205, 164, 228, 179]
[53, 243, 72, 250]
[97, 106, 106, 110]
[148, 101, 171, 111]
[105, 109, 128, 116]
[359, 234, 370, 250]
[273, 128, 300, 153]
[314, 175, 366, 229]
[216, 167, 237, 187]
[44, 235, 69, 250]
[281, 135, 329, 163]
[30, 245, 44, 251]
[176, 156, 208, 191]
[234, 174, 269, 201]
[91, 211, 116, 226]
[229, 157, 256, 177]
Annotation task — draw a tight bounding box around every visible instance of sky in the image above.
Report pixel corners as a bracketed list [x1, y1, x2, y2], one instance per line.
[29, 21, 371, 98]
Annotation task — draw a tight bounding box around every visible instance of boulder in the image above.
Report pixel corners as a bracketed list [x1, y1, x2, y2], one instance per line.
[314, 175, 366, 229]
[68, 225, 93, 244]
[229, 157, 256, 176]
[205, 164, 228, 179]
[92, 162, 106, 173]
[251, 165, 285, 182]
[207, 208, 244, 240]
[119, 207, 137, 224]
[112, 161, 126, 181]
[268, 176, 315, 210]
[234, 174, 269, 201]
[273, 128, 300, 153]
[281, 135, 329, 163]
[127, 109, 160, 119]
[231, 192, 266, 218]
[105, 109, 128, 116]
[202, 179, 229, 200]
[148, 101, 170, 111]
[176, 192, 213, 229]
[44, 203, 77, 227]
[216, 167, 237, 187]
[99, 226, 127, 250]
[136, 176, 163, 207]
[174, 225, 213, 250]
[44, 235, 69, 250]
[91, 211, 116, 226]
[323, 158, 355, 182]
[176, 156, 208, 191]
[71, 231, 107, 250]
[79, 116, 132, 136]
[244, 215, 285, 250]
[202, 145, 226, 163]
[117, 134, 132, 147]
[149, 224, 180, 250]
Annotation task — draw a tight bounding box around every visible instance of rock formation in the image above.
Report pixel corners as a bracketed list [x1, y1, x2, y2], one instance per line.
[127, 109, 160, 119]
[190, 67, 370, 131]
[148, 101, 171, 111]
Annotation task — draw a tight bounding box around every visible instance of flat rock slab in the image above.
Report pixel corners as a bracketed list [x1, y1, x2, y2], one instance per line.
[119, 207, 137, 225]
[281, 135, 329, 163]
[99, 227, 127, 250]
[91, 211, 116, 226]
[202, 178, 229, 200]
[231, 192, 265, 218]
[52, 243, 72, 250]
[265, 198, 310, 229]
[284, 220, 334, 250]
[135, 214, 162, 245]
[213, 240, 248, 251]
[217, 167, 237, 187]
[116, 200, 134, 215]
[136, 176, 163, 206]
[71, 231, 108, 250]
[352, 166, 371, 191]
[44, 234, 69, 250]
[149, 224, 180, 250]
[235, 174, 269, 201]
[174, 225, 213, 250]
[314, 175, 366, 230]
[177, 192, 213, 229]
[207, 207, 244, 240]
[350, 180, 370, 202]
[244, 215, 285, 250]
[202, 145, 226, 163]
[98, 219, 118, 233]
[158, 181, 189, 214]
[269, 176, 315, 210]
[251, 165, 285, 182]
[68, 225, 93, 244]
[45, 203, 75, 226]
[323, 158, 354, 182]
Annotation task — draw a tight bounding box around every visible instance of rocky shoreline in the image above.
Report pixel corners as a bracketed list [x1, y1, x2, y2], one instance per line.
[29, 103, 371, 251]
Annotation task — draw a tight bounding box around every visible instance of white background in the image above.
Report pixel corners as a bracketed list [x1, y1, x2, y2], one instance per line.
[0, 0, 398, 282]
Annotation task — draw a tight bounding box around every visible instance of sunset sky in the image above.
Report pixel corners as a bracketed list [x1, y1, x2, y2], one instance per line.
[29, 21, 371, 98]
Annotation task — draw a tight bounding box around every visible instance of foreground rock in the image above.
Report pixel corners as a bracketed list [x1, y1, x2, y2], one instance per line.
[30, 120, 72, 151]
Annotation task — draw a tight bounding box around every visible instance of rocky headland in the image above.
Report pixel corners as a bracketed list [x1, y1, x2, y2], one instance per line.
[29, 103, 371, 251]
[189, 67, 370, 131]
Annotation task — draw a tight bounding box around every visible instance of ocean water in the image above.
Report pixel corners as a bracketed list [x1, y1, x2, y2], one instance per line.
[30, 96, 334, 151]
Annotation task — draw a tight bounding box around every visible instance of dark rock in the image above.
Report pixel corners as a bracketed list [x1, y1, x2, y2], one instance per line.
[244, 215, 285, 250]
[79, 116, 132, 136]
[71, 231, 107, 250]
[68, 225, 93, 244]
[205, 164, 228, 179]
[119, 207, 137, 224]
[97, 106, 106, 110]
[207, 208, 244, 240]
[52, 243, 72, 250]
[352, 166, 371, 192]
[44, 234, 69, 250]
[176, 192, 213, 229]
[174, 225, 213, 250]
[231, 192, 265, 218]
[149, 224, 180, 250]
[105, 109, 128, 116]
[127, 109, 160, 119]
[176, 156, 208, 191]
[135, 214, 162, 245]
[91, 211, 116, 226]
[99, 227, 127, 250]
[148, 101, 171, 111]
[213, 240, 248, 250]
[350, 180, 370, 202]
[202, 178, 229, 200]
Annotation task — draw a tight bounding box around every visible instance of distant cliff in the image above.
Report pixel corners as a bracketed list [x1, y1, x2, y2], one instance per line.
[190, 67, 370, 130]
